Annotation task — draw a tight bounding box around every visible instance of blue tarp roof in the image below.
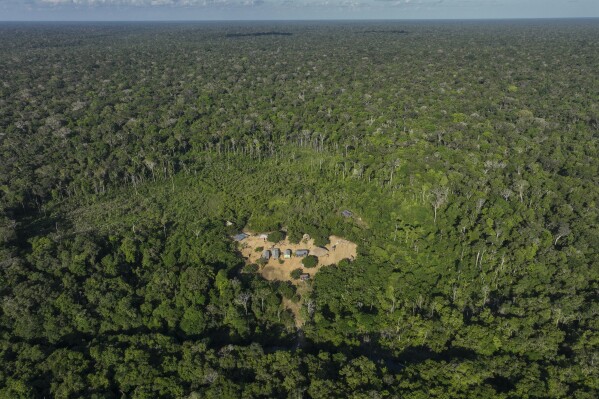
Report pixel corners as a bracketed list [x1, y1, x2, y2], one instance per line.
[233, 233, 249, 241]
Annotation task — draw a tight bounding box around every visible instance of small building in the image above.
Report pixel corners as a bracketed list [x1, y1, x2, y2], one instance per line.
[258, 233, 268, 240]
[342, 210, 353, 218]
[272, 248, 280, 259]
[311, 247, 329, 257]
[295, 249, 309, 257]
[284, 249, 292, 259]
[262, 250, 270, 260]
[300, 273, 311, 281]
[233, 233, 249, 242]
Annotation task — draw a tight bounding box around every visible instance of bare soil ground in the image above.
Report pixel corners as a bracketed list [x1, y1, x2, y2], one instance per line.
[238, 232, 357, 284]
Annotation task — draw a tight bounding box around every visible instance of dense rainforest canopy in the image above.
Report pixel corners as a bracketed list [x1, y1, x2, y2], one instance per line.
[0, 20, 598, 398]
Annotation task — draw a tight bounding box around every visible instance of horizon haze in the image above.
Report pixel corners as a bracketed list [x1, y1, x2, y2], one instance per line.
[1, 0, 598, 21]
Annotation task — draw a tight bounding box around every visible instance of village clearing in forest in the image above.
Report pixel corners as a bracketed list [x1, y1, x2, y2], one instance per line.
[238, 232, 357, 284]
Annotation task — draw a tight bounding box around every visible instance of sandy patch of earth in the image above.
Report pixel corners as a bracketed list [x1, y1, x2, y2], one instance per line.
[238, 232, 357, 284]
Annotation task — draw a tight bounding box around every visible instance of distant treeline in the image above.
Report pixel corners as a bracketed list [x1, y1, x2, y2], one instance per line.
[363, 29, 409, 34]
[226, 31, 293, 38]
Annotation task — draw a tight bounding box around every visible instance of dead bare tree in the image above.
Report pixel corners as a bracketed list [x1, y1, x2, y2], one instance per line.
[235, 292, 251, 315]
[475, 198, 486, 213]
[430, 186, 449, 224]
[305, 299, 316, 318]
[253, 288, 270, 312]
[500, 188, 513, 201]
[389, 158, 401, 185]
[554, 223, 571, 245]
[513, 179, 529, 203]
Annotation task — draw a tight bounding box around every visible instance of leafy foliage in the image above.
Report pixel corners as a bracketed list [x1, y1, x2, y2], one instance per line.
[290, 268, 303, 280]
[302, 255, 319, 268]
[0, 21, 597, 398]
[267, 231, 285, 243]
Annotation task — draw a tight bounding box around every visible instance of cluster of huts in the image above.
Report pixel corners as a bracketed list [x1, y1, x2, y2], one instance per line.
[261, 248, 309, 261]
[262, 248, 313, 281]
[233, 232, 329, 259]
[233, 232, 334, 282]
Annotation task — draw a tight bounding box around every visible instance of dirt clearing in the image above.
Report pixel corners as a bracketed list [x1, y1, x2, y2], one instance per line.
[238, 232, 357, 284]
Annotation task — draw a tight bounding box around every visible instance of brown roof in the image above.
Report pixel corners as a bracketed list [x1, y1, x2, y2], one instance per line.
[311, 247, 329, 257]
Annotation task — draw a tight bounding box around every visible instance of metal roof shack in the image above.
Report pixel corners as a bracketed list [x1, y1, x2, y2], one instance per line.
[342, 210, 353, 218]
[295, 249, 309, 257]
[284, 249, 292, 259]
[300, 273, 311, 281]
[272, 248, 280, 259]
[262, 250, 271, 260]
[233, 233, 249, 242]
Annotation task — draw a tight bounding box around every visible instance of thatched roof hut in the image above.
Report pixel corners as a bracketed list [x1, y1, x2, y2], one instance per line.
[311, 247, 329, 257]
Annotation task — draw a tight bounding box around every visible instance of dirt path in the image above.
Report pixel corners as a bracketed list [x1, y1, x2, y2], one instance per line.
[282, 297, 304, 328]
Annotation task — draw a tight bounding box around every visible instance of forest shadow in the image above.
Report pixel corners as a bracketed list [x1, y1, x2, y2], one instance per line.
[286, 328, 479, 373]
[13, 207, 72, 250]
[485, 375, 516, 393]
